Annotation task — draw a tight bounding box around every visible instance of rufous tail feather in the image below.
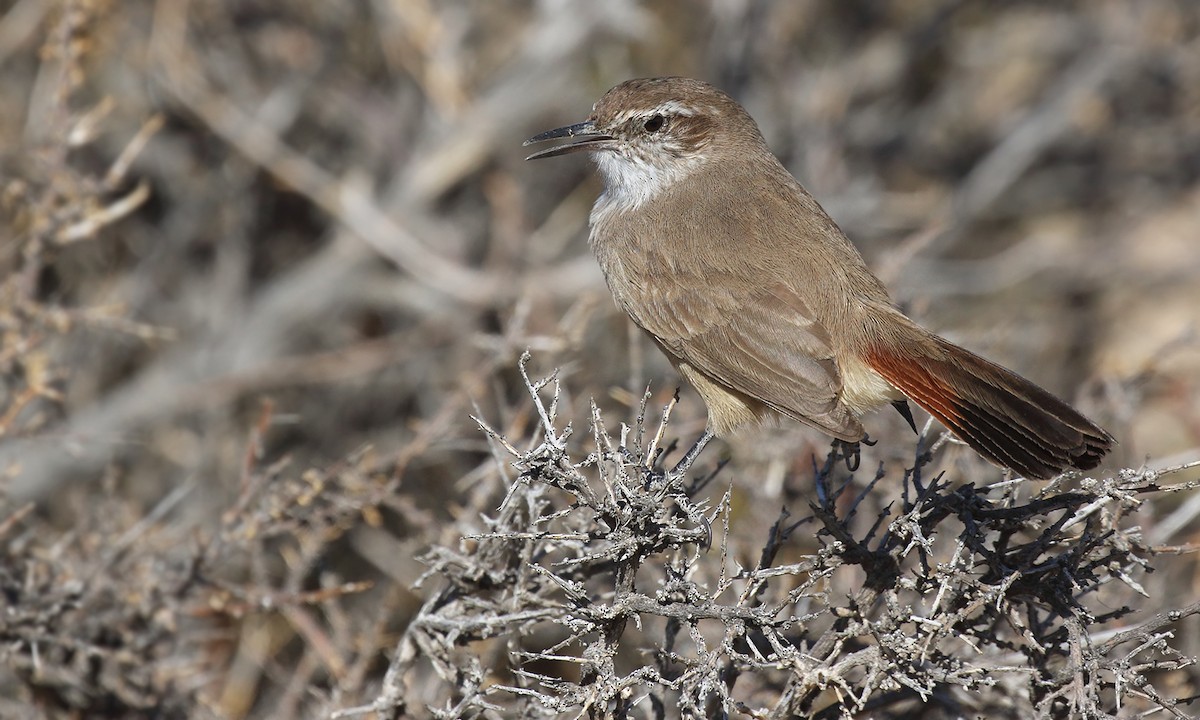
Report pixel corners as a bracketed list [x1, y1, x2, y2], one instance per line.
[865, 338, 1114, 479]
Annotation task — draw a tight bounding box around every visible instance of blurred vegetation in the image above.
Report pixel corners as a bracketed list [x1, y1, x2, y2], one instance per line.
[0, 1, 1198, 718]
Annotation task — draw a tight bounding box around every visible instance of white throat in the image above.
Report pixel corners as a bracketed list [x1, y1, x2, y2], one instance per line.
[590, 150, 705, 223]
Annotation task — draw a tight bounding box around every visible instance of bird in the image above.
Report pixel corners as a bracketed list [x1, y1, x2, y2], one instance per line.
[524, 77, 1113, 480]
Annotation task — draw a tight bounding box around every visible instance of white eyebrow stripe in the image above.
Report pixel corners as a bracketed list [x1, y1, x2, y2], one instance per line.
[612, 101, 700, 125]
[653, 100, 696, 116]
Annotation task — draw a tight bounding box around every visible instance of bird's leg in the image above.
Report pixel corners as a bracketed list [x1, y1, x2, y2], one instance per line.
[669, 430, 714, 479]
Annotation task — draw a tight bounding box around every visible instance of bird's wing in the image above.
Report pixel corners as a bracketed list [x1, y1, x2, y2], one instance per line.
[623, 280, 863, 439]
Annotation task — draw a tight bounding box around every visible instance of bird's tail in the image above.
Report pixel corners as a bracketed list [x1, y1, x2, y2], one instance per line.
[864, 334, 1114, 479]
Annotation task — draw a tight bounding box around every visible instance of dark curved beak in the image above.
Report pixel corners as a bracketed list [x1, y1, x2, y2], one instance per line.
[523, 120, 613, 160]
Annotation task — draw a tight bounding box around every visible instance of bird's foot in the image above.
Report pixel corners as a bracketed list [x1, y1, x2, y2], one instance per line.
[833, 434, 875, 472]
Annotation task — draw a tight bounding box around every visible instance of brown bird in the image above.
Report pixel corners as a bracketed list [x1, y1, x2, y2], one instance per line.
[525, 77, 1113, 480]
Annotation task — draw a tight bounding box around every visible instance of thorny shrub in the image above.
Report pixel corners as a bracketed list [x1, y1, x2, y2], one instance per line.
[352, 353, 1200, 720]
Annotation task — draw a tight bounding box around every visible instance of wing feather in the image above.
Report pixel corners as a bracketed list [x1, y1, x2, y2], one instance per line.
[623, 280, 862, 439]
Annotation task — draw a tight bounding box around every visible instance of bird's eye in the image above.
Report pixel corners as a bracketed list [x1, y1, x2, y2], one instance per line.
[643, 114, 666, 133]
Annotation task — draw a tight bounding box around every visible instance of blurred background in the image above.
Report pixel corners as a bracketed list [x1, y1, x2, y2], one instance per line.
[2, 0, 1199, 717]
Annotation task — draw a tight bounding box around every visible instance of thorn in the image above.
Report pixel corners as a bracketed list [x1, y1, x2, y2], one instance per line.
[670, 430, 714, 478]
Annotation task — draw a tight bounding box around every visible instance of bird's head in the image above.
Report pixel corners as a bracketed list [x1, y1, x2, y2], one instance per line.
[525, 77, 765, 209]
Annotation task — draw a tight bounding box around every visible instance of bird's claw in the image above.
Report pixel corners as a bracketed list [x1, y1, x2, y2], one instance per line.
[834, 434, 874, 472]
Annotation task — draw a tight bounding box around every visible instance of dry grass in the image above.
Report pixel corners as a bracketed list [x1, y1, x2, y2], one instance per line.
[1, 1, 1199, 718]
